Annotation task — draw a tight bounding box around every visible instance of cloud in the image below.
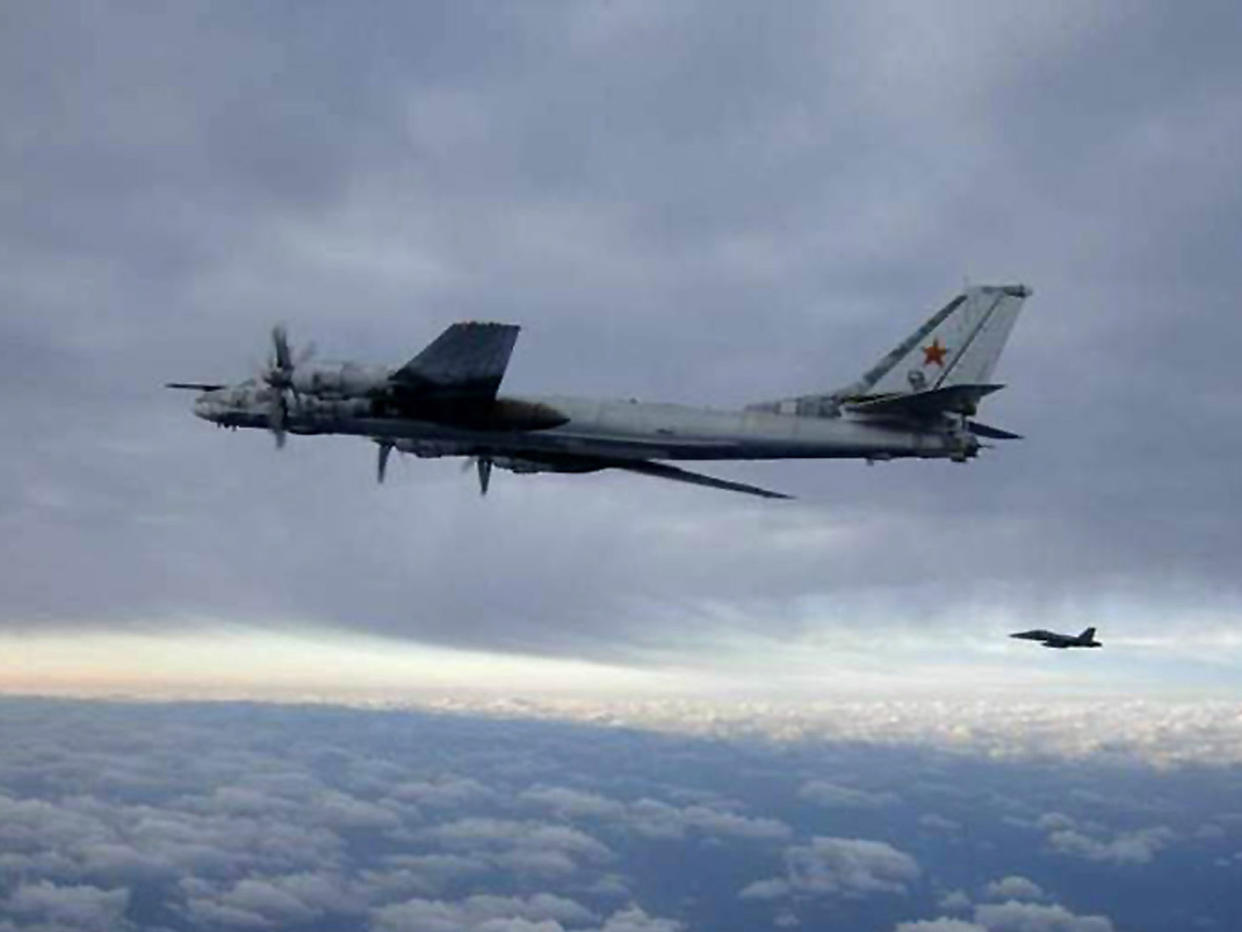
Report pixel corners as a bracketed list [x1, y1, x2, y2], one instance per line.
[798, 780, 897, 809]
[370, 899, 679, 932]
[743, 836, 921, 901]
[179, 874, 359, 929]
[981, 877, 1047, 902]
[419, 818, 613, 878]
[896, 921, 986, 932]
[939, 890, 973, 911]
[972, 901, 1115, 932]
[0, 696, 1234, 931]
[4, 880, 132, 932]
[626, 799, 792, 842]
[371, 892, 597, 932]
[392, 777, 496, 809]
[1046, 827, 1174, 866]
[591, 907, 684, 932]
[895, 902, 1118, 932]
[519, 786, 628, 820]
[738, 878, 790, 901]
[518, 785, 792, 842]
[920, 814, 962, 833]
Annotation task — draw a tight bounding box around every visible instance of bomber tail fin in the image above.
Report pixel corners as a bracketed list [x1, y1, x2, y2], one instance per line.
[746, 284, 1031, 420]
[846, 284, 1031, 399]
[1079, 627, 1097, 642]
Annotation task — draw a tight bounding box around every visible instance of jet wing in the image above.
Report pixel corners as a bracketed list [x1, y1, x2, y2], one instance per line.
[614, 460, 792, 499]
[391, 322, 520, 401]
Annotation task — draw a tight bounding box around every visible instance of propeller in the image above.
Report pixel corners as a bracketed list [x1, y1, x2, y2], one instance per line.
[377, 441, 393, 484]
[259, 325, 315, 449]
[269, 391, 287, 449]
[165, 382, 225, 392]
[461, 455, 494, 495]
[477, 457, 492, 495]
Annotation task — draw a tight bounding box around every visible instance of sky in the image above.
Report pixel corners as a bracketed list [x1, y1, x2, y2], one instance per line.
[2, 0, 1242, 698]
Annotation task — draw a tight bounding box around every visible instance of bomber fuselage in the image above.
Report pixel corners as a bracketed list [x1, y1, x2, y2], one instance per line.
[194, 385, 975, 464]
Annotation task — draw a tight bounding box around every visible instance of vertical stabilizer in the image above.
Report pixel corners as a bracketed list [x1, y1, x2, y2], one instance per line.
[1079, 627, 1096, 642]
[851, 285, 1031, 398]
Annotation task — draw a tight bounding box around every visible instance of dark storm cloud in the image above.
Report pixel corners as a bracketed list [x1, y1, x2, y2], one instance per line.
[2, 1, 1241, 660]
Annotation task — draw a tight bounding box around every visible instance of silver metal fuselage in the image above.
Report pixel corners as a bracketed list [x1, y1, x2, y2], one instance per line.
[194, 385, 968, 463]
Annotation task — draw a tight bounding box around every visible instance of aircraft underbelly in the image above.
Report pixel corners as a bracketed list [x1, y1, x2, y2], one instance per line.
[356, 410, 933, 461]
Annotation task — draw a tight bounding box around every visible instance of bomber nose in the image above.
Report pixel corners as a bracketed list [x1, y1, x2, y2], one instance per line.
[193, 393, 217, 421]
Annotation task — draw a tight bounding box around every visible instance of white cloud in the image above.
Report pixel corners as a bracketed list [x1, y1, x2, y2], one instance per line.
[370, 898, 677, 932]
[592, 906, 684, 932]
[1046, 827, 1174, 866]
[798, 780, 896, 809]
[896, 920, 986, 932]
[5, 880, 132, 932]
[399, 696, 1242, 768]
[1036, 813, 1076, 832]
[519, 789, 791, 843]
[519, 786, 627, 820]
[973, 901, 1115, 932]
[0, 695, 1231, 932]
[738, 878, 790, 900]
[981, 876, 1047, 902]
[747, 836, 920, 900]
[392, 777, 495, 809]
[179, 873, 360, 929]
[920, 814, 962, 834]
[939, 890, 973, 911]
[421, 818, 612, 877]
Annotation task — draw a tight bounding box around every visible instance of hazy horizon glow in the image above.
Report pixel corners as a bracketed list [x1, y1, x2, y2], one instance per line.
[3, 615, 1239, 705]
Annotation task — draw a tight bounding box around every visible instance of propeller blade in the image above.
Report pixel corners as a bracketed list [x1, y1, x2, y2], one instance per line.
[268, 392, 287, 449]
[377, 442, 392, 484]
[476, 456, 492, 496]
[165, 382, 224, 392]
[272, 324, 292, 372]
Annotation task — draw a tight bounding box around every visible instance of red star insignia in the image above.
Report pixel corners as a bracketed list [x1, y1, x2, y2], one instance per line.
[922, 338, 948, 367]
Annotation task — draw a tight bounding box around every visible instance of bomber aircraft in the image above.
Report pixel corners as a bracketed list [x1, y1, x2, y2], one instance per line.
[1010, 627, 1102, 649]
[168, 284, 1031, 498]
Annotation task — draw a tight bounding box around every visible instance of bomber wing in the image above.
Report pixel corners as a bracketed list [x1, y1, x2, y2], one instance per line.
[614, 460, 792, 499]
[391, 322, 520, 401]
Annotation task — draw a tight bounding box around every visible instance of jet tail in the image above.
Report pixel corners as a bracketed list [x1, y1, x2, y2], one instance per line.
[1079, 627, 1096, 642]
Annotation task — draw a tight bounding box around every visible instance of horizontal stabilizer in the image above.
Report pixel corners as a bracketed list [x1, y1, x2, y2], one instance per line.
[847, 383, 1003, 419]
[967, 420, 1023, 440]
[616, 461, 792, 499]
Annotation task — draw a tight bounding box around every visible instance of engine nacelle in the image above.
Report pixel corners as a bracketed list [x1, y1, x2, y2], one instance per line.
[291, 363, 391, 399]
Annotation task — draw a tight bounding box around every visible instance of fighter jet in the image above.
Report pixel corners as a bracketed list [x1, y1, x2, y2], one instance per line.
[1010, 627, 1102, 649]
[169, 284, 1031, 498]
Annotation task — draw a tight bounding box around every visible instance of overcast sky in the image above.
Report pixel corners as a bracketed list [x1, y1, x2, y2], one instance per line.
[2, 1, 1241, 696]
